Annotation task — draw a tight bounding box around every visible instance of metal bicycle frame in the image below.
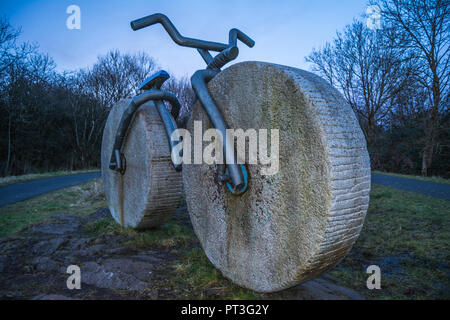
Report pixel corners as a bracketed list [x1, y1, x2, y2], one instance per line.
[109, 71, 182, 173]
[110, 13, 255, 194]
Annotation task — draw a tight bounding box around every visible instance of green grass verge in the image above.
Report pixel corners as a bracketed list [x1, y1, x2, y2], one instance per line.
[329, 184, 450, 300]
[172, 248, 262, 299]
[373, 171, 450, 185]
[0, 169, 100, 187]
[0, 179, 106, 237]
[1, 176, 448, 299]
[84, 216, 195, 249]
[171, 185, 449, 299]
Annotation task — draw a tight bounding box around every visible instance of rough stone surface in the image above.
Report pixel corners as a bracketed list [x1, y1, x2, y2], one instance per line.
[32, 294, 79, 300]
[183, 62, 371, 292]
[0, 209, 180, 299]
[0, 207, 364, 300]
[101, 99, 183, 229]
[80, 259, 154, 290]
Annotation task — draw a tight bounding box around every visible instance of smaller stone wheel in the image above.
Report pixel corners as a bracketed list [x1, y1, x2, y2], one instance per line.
[101, 99, 182, 229]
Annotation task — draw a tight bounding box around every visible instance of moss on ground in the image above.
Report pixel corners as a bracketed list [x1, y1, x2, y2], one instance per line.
[171, 247, 262, 299]
[1, 177, 448, 299]
[0, 179, 106, 237]
[84, 216, 195, 249]
[329, 184, 450, 299]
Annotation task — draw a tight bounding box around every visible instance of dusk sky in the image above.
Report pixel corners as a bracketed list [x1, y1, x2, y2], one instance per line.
[1, 0, 370, 78]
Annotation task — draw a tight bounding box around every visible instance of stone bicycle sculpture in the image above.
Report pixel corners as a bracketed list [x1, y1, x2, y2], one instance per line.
[101, 13, 371, 293]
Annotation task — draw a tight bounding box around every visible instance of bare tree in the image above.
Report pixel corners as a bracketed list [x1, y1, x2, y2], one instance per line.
[162, 76, 195, 126]
[0, 17, 34, 76]
[81, 50, 157, 107]
[63, 72, 108, 169]
[0, 18, 37, 175]
[374, 0, 450, 175]
[307, 21, 411, 144]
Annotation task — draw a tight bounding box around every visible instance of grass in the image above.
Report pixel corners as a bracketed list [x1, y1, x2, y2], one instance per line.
[170, 184, 449, 299]
[127, 221, 194, 248]
[329, 184, 450, 300]
[0, 179, 106, 237]
[172, 248, 262, 299]
[373, 170, 450, 185]
[84, 216, 195, 249]
[0, 169, 100, 187]
[1, 174, 448, 299]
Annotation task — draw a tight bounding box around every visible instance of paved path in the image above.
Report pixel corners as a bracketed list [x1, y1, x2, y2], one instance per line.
[372, 173, 450, 200]
[0, 172, 101, 208]
[0, 171, 448, 208]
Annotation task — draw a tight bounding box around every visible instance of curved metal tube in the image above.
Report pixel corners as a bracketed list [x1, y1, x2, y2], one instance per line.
[155, 100, 182, 171]
[131, 13, 228, 52]
[131, 13, 255, 71]
[205, 29, 255, 69]
[133, 89, 181, 120]
[229, 28, 255, 48]
[130, 13, 255, 191]
[207, 46, 239, 70]
[191, 69, 245, 191]
[109, 90, 182, 172]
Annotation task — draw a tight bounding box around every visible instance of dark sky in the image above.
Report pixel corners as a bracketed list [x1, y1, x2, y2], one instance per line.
[1, 0, 369, 78]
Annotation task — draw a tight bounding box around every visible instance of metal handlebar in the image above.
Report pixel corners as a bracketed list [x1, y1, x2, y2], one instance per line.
[130, 13, 255, 69]
[130, 13, 228, 52]
[129, 13, 255, 192]
[229, 28, 255, 48]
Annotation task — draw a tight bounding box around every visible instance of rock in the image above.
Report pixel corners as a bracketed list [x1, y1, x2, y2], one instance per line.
[68, 237, 94, 251]
[0, 202, 365, 299]
[81, 244, 107, 256]
[23, 265, 33, 273]
[31, 256, 60, 272]
[101, 99, 183, 229]
[106, 246, 136, 255]
[32, 294, 77, 300]
[0, 256, 7, 273]
[88, 208, 110, 221]
[28, 221, 80, 235]
[146, 288, 159, 300]
[80, 259, 155, 291]
[131, 251, 164, 263]
[32, 238, 67, 256]
[0, 238, 20, 255]
[183, 62, 371, 293]
[268, 276, 365, 300]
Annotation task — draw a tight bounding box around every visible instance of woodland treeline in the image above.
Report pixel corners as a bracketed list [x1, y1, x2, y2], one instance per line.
[307, 0, 449, 177]
[0, 18, 194, 176]
[0, 0, 448, 178]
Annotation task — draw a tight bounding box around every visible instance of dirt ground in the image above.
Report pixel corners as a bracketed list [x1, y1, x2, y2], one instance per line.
[0, 206, 365, 300]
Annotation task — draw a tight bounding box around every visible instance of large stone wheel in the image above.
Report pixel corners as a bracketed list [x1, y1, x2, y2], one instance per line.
[101, 99, 182, 229]
[183, 62, 371, 292]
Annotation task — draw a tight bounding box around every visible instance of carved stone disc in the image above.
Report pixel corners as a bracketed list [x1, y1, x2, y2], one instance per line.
[183, 62, 371, 292]
[101, 99, 182, 229]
